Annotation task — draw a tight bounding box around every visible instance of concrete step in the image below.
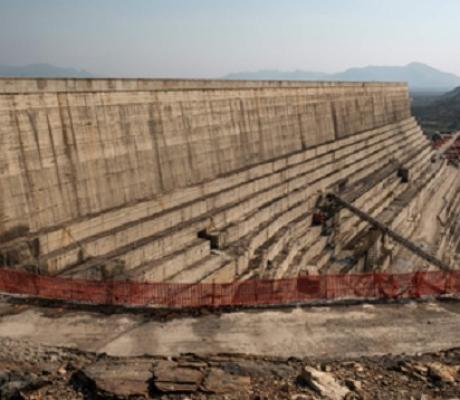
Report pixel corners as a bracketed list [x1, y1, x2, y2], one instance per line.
[261, 220, 319, 279]
[200, 258, 239, 283]
[292, 236, 330, 274]
[117, 239, 211, 282]
[283, 226, 324, 277]
[315, 251, 334, 273]
[167, 254, 234, 284]
[58, 222, 205, 277]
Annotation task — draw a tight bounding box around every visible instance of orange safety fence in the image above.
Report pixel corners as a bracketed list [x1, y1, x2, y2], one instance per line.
[0, 268, 459, 308]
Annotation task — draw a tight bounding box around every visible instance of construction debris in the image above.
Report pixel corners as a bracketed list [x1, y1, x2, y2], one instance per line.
[76, 358, 154, 398]
[298, 366, 350, 399]
[1, 337, 460, 399]
[152, 360, 205, 392]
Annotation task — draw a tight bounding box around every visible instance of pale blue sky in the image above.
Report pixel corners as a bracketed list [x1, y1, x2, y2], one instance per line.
[0, 0, 459, 77]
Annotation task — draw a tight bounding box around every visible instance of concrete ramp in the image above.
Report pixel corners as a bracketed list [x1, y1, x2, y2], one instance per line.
[0, 299, 459, 359]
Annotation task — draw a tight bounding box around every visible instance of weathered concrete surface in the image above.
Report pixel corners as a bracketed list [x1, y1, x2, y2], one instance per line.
[0, 78, 457, 284]
[0, 300, 459, 359]
[0, 79, 409, 238]
[391, 164, 460, 273]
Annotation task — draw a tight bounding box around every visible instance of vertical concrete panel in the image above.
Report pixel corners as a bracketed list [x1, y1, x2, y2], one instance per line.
[0, 80, 412, 237]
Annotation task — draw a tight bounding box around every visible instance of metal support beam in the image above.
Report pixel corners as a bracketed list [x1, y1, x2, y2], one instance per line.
[328, 193, 451, 271]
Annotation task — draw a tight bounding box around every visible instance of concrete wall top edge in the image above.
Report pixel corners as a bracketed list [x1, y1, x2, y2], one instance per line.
[0, 77, 408, 94]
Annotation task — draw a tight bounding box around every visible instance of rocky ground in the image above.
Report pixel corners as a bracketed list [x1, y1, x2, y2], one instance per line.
[1, 338, 460, 399]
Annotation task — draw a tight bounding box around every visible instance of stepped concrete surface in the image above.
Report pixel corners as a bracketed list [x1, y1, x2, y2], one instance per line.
[0, 78, 458, 284]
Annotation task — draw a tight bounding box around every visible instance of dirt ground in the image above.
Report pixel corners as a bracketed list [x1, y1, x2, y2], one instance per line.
[1, 336, 460, 399]
[1, 297, 460, 360]
[2, 297, 460, 399]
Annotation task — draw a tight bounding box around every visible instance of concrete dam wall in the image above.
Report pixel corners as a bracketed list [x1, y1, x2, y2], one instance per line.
[0, 79, 458, 283]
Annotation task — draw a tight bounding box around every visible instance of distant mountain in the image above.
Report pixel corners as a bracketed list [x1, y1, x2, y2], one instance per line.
[224, 69, 329, 81]
[0, 63, 93, 78]
[334, 63, 460, 91]
[224, 63, 460, 91]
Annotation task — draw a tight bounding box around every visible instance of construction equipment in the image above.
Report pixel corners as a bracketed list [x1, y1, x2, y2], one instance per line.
[312, 195, 339, 236]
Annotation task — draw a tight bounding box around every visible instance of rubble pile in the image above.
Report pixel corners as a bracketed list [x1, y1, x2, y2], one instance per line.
[1, 338, 460, 399]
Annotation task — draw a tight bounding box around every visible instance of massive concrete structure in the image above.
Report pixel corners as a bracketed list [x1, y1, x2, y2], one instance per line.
[0, 78, 458, 283]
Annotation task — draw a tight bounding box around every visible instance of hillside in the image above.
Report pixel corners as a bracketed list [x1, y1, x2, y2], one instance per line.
[412, 86, 460, 135]
[0, 63, 93, 78]
[439, 86, 460, 101]
[225, 62, 460, 91]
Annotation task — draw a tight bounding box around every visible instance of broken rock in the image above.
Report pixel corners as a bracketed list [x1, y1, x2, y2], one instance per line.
[77, 358, 153, 398]
[299, 366, 350, 400]
[0, 371, 48, 400]
[291, 395, 310, 400]
[345, 379, 362, 391]
[152, 360, 204, 393]
[202, 367, 251, 394]
[427, 362, 459, 384]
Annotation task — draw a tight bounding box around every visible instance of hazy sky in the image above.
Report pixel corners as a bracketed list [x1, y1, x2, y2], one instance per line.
[1, 0, 459, 78]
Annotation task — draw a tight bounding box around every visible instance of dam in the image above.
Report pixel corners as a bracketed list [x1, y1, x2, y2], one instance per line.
[0, 78, 458, 287]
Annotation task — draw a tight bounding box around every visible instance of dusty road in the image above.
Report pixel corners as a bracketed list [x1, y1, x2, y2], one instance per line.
[0, 298, 459, 359]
